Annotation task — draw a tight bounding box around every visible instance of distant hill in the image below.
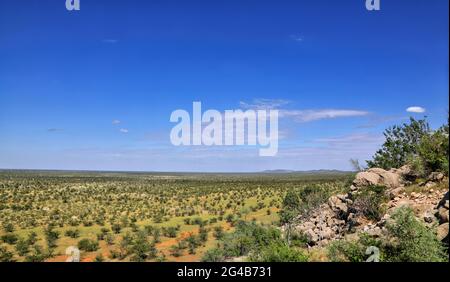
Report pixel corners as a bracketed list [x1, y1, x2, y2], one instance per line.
[261, 169, 352, 174]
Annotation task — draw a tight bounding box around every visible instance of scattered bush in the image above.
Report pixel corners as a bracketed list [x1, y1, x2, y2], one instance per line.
[0, 245, 14, 262]
[65, 229, 80, 239]
[327, 207, 447, 262]
[77, 239, 99, 252]
[1, 234, 18, 245]
[201, 248, 224, 262]
[384, 206, 447, 262]
[249, 242, 308, 262]
[350, 185, 388, 221]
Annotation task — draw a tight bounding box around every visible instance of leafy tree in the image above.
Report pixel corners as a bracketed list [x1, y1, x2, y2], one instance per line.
[130, 232, 151, 262]
[279, 190, 303, 245]
[198, 227, 208, 243]
[44, 225, 60, 249]
[26, 232, 38, 245]
[111, 223, 122, 234]
[24, 244, 47, 262]
[385, 207, 447, 262]
[213, 226, 224, 240]
[15, 238, 30, 256]
[65, 229, 80, 239]
[201, 248, 224, 262]
[3, 223, 15, 233]
[249, 242, 308, 262]
[1, 234, 18, 245]
[415, 126, 449, 176]
[94, 253, 104, 262]
[0, 245, 14, 262]
[350, 185, 388, 221]
[77, 239, 99, 252]
[367, 118, 430, 169]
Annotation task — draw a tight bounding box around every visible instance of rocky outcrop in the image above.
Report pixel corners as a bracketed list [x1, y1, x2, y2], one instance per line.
[292, 194, 350, 246]
[351, 167, 404, 190]
[289, 167, 449, 247]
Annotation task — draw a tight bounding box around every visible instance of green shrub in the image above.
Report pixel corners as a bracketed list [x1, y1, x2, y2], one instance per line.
[201, 248, 225, 262]
[327, 239, 366, 262]
[0, 245, 14, 262]
[77, 239, 99, 252]
[24, 245, 47, 262]
[249, 242, 308, 262]
[385, 206, 447, 262]
[111, 223, 121, 234]
[351, 185, 388, 221]
[15, 239, 30, 256]
[1, 234, 18, 245]
[3, 223, 15, 233]
[213, 226, 224, 240]
[94, 254, 104, 262]
[367, 118, 430, 169]
[65, 229, 80, 239]
[416, 128, 449, 176]
[327, 207, 447, 262]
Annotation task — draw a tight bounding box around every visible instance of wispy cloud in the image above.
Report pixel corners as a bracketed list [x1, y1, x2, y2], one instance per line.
[406, 106, 426, 113]
[239, 99, 369, 123]
[239, 99, 290, 110]
[112, 119, 121, 125]
[119, 128, 129, 133]
[280, 109, 369, 122]
[290, 34, 303, 42]
[102, 39, 118, 44]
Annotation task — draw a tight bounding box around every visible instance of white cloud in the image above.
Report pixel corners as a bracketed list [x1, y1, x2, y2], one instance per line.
[103, 39, 118, 44]
[239, 99, 369, 123]
[280, 109, 369, 122]
[315, 133, 384, 145]
[239, 99, 291, 110]
[119, 128, 129, 133]
[290, 34, 303, 42]
[406, 106, 426, 113]
[112, 120, 121, 125]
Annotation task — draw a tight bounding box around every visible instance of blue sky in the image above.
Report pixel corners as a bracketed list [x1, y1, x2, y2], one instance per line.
[0, 0, 448, 172]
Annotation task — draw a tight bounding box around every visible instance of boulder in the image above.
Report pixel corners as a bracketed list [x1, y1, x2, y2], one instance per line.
[436, 223, 449, 243]
[391, 165, 418, 182]
[353, 168, 401, 189]
[428, 172, 445, 182]
[388, 187, 404, 199]
[328, 195, 348, 216]
[305, 229, 319, 244]
[423, 212, 435, 223]
[438, 207, 449, 224]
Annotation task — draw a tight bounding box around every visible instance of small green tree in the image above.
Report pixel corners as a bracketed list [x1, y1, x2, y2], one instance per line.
[15, 239, 30, 256]
[279, 190, 301, 246]
[77, 239, 99, 252]
[367, 118, 430, 169]
[385, 207, 447, 262]
[0, 245, 14, 262]
[201, 248, 224, 262]
[416, 126, 449, 176]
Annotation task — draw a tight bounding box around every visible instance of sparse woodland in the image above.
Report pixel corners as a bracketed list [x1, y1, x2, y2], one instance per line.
[0, 118, 448, 262]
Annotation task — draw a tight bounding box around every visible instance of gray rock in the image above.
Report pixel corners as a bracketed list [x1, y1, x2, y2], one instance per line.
[438, 207, 449, 223]
[423, 212, 435, 223]
[436, 223, 449, 242]
[428, 172, 445, 182]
